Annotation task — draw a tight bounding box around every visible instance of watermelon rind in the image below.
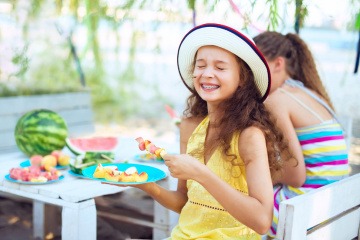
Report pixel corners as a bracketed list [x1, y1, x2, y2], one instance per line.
[65, 137, 118, 155]
[69, 154, 113, 174]
[65, 138, 84, 155]
[69, 156, 96, 175]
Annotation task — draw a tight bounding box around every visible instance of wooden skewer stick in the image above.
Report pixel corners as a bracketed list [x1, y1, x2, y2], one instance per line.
[101, 154, 114, 162]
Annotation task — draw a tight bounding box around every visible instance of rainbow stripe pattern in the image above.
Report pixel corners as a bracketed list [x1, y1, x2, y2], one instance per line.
[269, 119, 349, 237]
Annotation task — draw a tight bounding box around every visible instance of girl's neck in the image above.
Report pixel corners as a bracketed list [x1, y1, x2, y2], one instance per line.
[207, 112, 221, 128]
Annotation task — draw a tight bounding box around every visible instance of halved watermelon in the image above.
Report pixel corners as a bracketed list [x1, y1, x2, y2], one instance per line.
[65, 137, 118, 155]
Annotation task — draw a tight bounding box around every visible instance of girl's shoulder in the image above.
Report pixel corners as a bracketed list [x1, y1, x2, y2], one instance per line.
[239, 126, 265, 140]
[180, 116, 205, 142]
[265, 92, 287, 114]
[180, 116, 204, 128]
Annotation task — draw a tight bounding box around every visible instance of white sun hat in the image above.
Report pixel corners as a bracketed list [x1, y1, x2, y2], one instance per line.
[177, 23, 271, 102]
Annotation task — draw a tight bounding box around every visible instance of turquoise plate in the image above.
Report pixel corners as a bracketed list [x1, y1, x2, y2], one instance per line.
[82, 163, 167, 185]
[20, 160, 68, 170]
[67, 170, 86, 178]
[5, 174, 64, 185]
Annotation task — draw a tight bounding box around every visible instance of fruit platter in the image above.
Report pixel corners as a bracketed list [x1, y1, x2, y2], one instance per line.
[5, 150, 69, 184]
[82, 163, 167, 185]
[6, 165, 64, 184]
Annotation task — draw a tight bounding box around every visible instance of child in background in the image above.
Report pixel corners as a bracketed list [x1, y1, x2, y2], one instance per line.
[254, 31, 349, 238]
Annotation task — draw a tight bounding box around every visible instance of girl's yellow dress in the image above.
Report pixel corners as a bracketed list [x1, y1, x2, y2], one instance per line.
[170, 117, 260, 240]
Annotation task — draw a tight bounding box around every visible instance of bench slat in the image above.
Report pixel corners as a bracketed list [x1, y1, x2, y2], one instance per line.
[0, 92, 92, 116]
[307, 206, 360, 240]
[0, 107, 94, 132]
[276, 173, 360, 240]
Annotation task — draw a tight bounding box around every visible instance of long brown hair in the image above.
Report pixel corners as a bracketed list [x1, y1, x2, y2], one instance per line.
[253, 31, 334, 110]
[184, 57, 291, 180]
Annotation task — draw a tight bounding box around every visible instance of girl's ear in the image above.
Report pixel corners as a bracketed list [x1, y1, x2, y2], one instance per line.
[273, 56, 286, 72]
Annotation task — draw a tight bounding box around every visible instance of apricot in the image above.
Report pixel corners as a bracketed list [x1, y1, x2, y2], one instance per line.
[41, 155, 57, 168]
[58, 155, 70, 166]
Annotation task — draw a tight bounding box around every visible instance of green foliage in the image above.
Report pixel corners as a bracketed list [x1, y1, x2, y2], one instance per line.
[266, 0, 280, 31]
[355, 12, 360, 30]
[3, 0, 359, 125]
[10, 45, 29, 80]
[294, 0, 308, 33]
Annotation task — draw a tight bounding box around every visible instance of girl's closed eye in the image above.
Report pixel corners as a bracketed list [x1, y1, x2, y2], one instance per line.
[215, 61, 227, 70]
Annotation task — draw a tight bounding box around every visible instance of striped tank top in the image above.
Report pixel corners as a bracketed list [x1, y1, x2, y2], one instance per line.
[268, 80, 349, 237]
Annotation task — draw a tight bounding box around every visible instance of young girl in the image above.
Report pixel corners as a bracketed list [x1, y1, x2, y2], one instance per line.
[116, 24, 292, 239]
[253, 31, 349, 237]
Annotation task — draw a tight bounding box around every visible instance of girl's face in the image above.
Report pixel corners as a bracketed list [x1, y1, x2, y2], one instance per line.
[193, 46, 241, 106]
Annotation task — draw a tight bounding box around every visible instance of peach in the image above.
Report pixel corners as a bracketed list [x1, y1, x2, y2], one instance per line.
[43, 163, 55, 172]
[135, 172, 149, 182]
[104, 171, 121, 182]
[119, 172, 136, 182]
[30, 155, 43, 166]
[93, 164, 105, 178]
[58, 155, 70, 166]
[41, 155, 57, 168]
[51, 150, 62, 161]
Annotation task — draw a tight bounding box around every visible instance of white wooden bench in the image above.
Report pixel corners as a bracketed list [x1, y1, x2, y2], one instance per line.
[276, 173, 360, 240]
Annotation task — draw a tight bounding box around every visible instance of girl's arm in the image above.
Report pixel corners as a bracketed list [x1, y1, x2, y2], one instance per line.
[136, 117, 202, 213]
[265, 92, 306, 187]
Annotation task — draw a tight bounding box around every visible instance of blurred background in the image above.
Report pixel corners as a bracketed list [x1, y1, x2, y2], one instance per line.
[1, 0, 359, 125]
[1, 1, 360, 239]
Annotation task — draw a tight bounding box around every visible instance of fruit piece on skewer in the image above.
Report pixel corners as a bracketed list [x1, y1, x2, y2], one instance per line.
[135, 137, 167, 158]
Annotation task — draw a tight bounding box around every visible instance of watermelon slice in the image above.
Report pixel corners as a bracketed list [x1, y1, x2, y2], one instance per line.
[66, 137, 118, 155]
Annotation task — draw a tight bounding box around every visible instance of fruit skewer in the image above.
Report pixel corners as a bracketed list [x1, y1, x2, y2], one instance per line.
[135, 137, 167, 159]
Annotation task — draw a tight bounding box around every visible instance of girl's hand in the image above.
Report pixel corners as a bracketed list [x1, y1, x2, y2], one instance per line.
[162, 154, 205, 181]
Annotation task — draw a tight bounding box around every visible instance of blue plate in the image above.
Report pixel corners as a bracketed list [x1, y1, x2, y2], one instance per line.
[5, 174, 64, 185]
[20, 160, 68, 170]
[67, 170, 86, 178]
[82, 163, 167, 185]
[133, 154, 164, 164]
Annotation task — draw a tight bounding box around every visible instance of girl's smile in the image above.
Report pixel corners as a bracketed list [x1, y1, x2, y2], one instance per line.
[201, 83, 220, 91]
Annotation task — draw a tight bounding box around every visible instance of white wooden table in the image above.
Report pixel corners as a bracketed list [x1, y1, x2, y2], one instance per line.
[0, 136, 179, 240]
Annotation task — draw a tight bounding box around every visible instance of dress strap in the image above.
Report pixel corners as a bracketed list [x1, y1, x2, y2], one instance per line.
[279, 88, 324, 122]
[284, 79, 341, 124]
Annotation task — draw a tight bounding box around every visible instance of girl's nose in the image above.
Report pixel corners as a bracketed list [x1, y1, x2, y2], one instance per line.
[202, 67, 214, 78]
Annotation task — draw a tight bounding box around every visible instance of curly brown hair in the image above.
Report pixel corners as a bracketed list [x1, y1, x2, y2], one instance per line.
[253, 31, 334, 110]
[184, 57, 292, 180]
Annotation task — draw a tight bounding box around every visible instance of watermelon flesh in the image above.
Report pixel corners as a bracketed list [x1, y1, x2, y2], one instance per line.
[66, 137, 118, 155]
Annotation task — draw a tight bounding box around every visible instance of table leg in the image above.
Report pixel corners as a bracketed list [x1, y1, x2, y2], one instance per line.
[153, 177, 179, 239]
[33, 200, 45, 239]
[61, 199, 97, 240]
